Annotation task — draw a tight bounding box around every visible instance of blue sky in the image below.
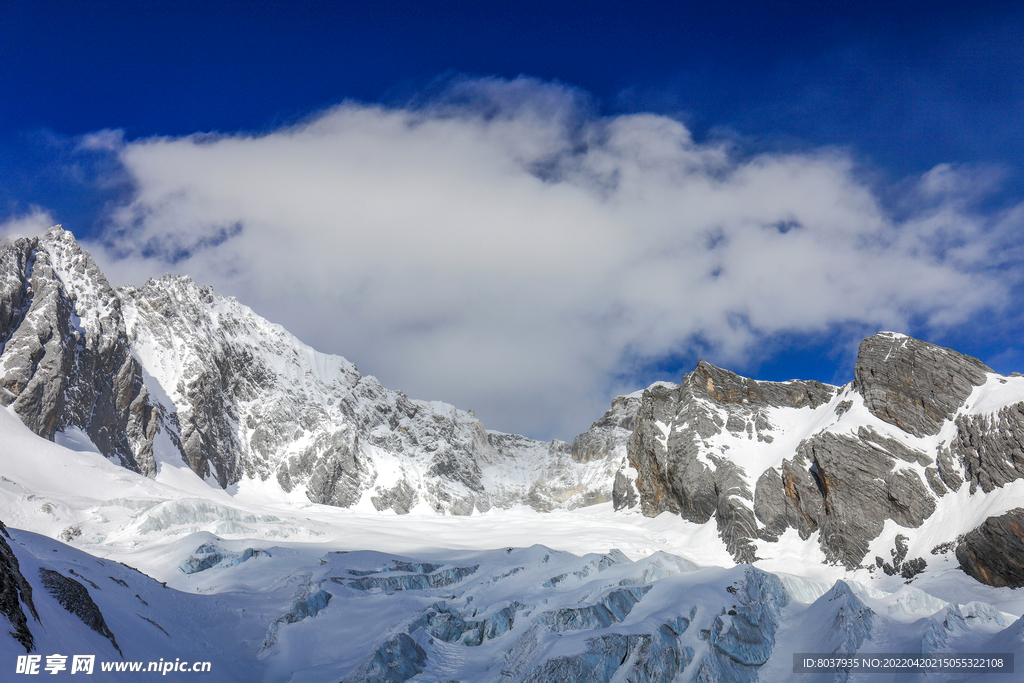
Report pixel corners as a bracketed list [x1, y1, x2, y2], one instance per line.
[2, 1, 1023, 438]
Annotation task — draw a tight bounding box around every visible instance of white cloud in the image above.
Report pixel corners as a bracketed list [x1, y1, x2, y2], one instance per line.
[0, 209, 59, 241]
[86, 77, 1018, 439]
[76, 128, 125, 152]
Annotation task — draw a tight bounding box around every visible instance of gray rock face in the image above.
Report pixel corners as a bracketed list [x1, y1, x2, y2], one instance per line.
[0, 229, 157, 475]
[627, 365, 837, 563]
[370, 479, 417, 514]
[758, 431, 935, 568]
[956, 508, 1024, 588]
[116, 271, 635, 514]
[304, 430, 373, 509]
[952, 403, 1024, 493]
[0, 519, 38, 652]
[854, 332, 990, 437]
[624, 333, 1024, 570]
[611, 470, 638, 510]
[570, 393, 641, 464]
[569, 393, 643, 510]
[38, 567, 122, 656]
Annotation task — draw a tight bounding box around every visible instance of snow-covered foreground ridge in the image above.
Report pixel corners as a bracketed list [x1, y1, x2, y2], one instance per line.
[5, 226, 1024, 679]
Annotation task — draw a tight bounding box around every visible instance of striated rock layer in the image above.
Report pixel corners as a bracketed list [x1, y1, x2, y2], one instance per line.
[956, 508, 1024, 588]
[0, 519, 38, 652]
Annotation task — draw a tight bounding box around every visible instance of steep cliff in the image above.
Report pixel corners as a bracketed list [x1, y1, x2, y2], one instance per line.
[0, 229, 156, 475]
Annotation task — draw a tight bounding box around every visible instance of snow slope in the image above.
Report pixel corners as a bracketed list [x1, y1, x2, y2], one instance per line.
[3, 405, 1024, 682]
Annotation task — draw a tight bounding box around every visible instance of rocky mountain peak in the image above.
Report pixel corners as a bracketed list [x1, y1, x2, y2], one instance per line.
[686, 359, 836, 410]
[570, 392, 642, 464]
[0, 229, 156, 475]
[854, 331, 991, 437]
[0, 228, 645, 515]
[622, 334, 1024, 571]
[622, 361, 842, 563]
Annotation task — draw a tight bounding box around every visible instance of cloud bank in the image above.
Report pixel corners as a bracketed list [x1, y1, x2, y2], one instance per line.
[27, 78, 1018, 439]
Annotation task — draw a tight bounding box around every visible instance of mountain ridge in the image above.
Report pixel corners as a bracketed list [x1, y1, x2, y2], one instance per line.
[7, 229, 1024, 680]
[4, 227, 1024, 589]
[2, 228, 631, 516]
[617, 331, 1024, 573]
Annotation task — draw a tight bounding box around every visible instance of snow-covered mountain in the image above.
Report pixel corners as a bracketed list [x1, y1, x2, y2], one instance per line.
[5, 226, 1024, 681]
[1, 399, 1023, 682]
[618, 331, 1024, 587]
[1, 227, 630, 516]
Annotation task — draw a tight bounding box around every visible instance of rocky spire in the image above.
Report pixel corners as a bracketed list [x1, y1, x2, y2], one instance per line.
[0, 227, 157, 475]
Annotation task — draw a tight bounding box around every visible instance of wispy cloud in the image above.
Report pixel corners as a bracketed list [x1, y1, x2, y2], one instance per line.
[0, 208, 59, 241]
[75, 77, 1020, 439]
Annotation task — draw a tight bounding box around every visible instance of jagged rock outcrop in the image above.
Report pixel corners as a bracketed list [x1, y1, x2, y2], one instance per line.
[570, 393, 640, 464]
[0, 519, 38, 652]
[11, 228, 1024, 582]
[611, 469, 638, 510]
[0, 228, 157, 475]
[626, 332, 1017, 570]
[952, 403, 1024, 493]
[118, 270, 635, 514]
[956, 508, 1024, 588]
[854, 332, 990, 437]
[626, 364, 836, 563]
[571, 393, 642, 511]
[758, 431, 935, 568]
[874, 534, 927, 580]
[38, 567, 122, 656]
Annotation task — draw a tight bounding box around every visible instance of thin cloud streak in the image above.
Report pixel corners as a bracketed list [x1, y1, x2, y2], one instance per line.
[0, 209, 59, 241]
[37, 77, 1019, 440]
